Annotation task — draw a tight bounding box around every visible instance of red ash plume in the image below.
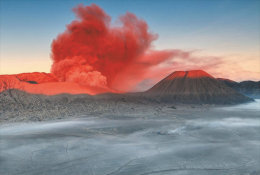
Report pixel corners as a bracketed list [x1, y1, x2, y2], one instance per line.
[51, 4, 175, 92]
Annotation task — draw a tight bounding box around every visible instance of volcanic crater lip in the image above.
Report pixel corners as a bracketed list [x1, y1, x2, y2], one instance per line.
[16, 72, 58, 84]
[0, 72, 120, 95]
[186, 70, 214, 78]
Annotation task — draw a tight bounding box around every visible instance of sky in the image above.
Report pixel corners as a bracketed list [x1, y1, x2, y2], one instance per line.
[0, 0, 260, 82]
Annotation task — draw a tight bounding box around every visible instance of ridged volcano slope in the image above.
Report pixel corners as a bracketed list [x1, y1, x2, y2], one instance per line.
[146, 70, 253, 104]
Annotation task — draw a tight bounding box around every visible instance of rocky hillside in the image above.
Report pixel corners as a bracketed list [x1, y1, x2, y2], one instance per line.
[0, 89, 153, 122]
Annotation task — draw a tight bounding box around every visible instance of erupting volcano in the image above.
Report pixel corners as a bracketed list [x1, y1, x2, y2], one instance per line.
[0, 4, 186, 95]
[0, 4, 257, 104]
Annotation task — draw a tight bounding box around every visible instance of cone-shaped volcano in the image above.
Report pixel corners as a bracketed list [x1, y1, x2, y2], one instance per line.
[146, 70, 253, 104]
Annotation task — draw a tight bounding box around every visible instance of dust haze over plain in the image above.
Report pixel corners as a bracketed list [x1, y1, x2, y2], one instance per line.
[1, 100, 259, 175]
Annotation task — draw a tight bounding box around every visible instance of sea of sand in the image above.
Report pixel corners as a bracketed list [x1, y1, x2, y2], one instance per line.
[0, 100, 259, 175]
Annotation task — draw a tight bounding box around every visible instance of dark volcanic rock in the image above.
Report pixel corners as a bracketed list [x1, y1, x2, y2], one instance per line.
[146, 70, 253, 104]
[0, 89, 151, 122]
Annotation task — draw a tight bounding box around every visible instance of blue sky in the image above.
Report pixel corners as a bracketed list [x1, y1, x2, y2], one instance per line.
[0, 0, 259, 80]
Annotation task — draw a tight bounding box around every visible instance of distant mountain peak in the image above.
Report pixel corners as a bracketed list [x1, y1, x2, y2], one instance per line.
[146, 70, 252, 104]
[166, 70, 213, 80]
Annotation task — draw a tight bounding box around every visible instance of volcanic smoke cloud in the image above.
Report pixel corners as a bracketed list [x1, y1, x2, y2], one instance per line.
[51, 4, 178, 92]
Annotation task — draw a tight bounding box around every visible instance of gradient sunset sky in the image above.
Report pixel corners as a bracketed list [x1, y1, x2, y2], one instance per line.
[0, 0, 259, 81]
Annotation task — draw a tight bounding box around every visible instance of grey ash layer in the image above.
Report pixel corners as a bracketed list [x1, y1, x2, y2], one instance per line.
[0, 97, 259, 175]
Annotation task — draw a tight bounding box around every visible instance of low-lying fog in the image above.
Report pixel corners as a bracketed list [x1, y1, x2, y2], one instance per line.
[1, 100, 260, 175]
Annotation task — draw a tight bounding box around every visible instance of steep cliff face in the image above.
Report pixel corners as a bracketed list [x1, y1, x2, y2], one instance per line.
[146, 70, 253, 104]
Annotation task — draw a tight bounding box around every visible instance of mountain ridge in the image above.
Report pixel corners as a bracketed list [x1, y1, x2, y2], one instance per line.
[218, 78, 260, 98]
[0, 70, 255, 104]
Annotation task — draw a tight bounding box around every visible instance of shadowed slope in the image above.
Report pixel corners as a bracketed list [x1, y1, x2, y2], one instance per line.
[218, 78, 260, 98]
